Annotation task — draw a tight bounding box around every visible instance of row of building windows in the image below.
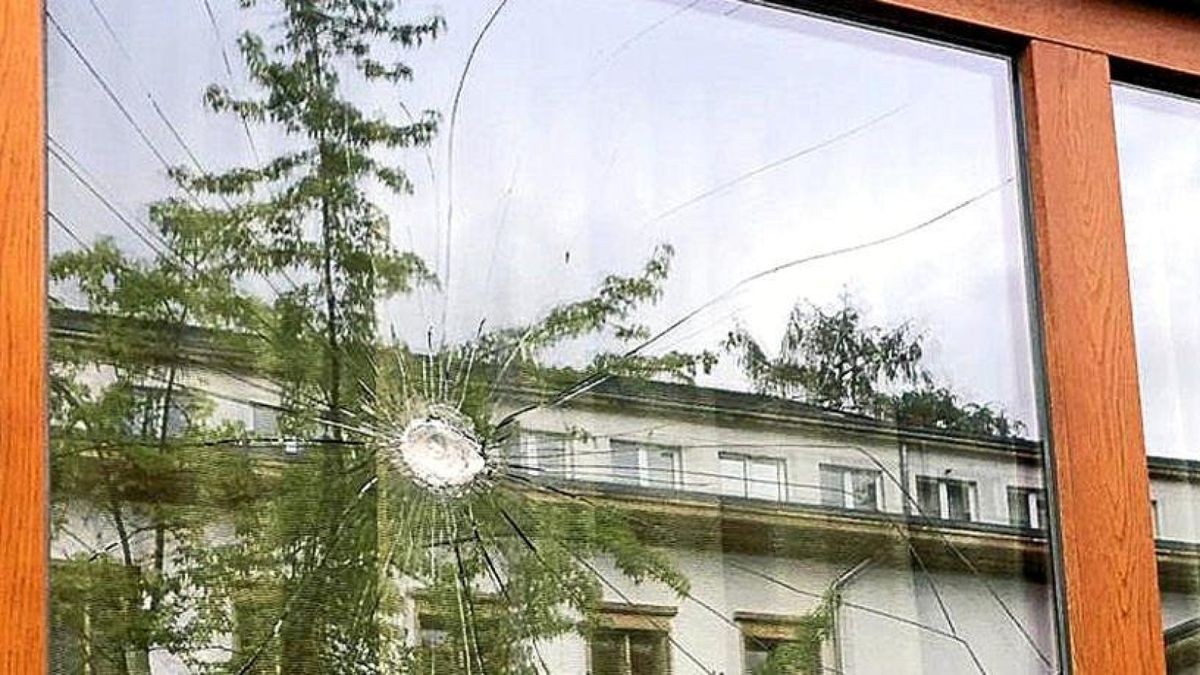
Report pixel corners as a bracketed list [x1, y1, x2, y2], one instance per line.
[417, 615, 808, 675]
[517, 432, 1050, 530]
[141, 400, 1056, 532]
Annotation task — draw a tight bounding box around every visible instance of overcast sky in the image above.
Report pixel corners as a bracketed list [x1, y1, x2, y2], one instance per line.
[47, 0, 1042, 437]
[1115, 85, 1200, 460]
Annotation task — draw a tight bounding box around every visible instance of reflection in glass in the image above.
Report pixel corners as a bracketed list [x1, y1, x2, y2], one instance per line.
[1006, 488, 1047, 531]
[1115, 83, 1200, 673]
[47, 0, 1057, 672]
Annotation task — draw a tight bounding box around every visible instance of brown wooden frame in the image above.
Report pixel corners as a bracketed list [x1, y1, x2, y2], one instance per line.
[1, 0, 1195, 672]
[0, 0, 46, 672]
[1020, 41, 1165, 674]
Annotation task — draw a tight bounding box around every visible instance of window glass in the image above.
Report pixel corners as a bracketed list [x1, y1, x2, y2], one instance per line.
[721, 454, 747, 497]
[628, 631, 671, 674]
[592, 628, 670, 675]
[722, 453, 785, 500]
[612, 440, 644, 487]
[47, 0, 1058, 672]
[646, 445, 681, 489]
[1008, 487, 1047, 530]
[1115, 83, 1200, 672]
[850, 468, 880, 510]
[916, 476, 976, 521]
[820, 465, 847, 507]
[821, 464, 882, 511]
[917, 476, 942, 518]
[519, 429, 573, 476]
[251, 403, 279, 437]
[747, 457, 784, 501]
[744, 638, 774, 673]
[946, 479, 976, 522]
[592, 631, 628, 675]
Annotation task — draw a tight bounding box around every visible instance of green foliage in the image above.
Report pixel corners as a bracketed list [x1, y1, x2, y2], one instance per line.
[360, 339, 697, 673]
[725, 294, 1024, 438]
[53, 558, 151, 675]
[50, 233, 704, 674]
[724, 295, 926, 412]
[169, 0, 442, 420]
[151, 2, 447, 671]
[890, 386, 1025, 439]
[752, 592, 836, 675]
[477, 243, 717, 393]
[48, 170, 270, 670]
[388, 483, 689, 675]
[49, 2, 717, 672]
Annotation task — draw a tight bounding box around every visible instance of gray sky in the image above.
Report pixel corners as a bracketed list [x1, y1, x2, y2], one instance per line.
[1116, 85, 1200, 460]
[47, 0, 1041, 436]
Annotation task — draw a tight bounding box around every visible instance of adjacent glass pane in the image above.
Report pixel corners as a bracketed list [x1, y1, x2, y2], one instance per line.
[47, 0, 1058, 673]
[1115, 83, 1200, 673]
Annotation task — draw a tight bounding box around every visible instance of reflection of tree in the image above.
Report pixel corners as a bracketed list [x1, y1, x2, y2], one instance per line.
[50, 217, 263, 673]
[49, 3, 710, 671]
[724, 294, 1024, 439]
[165, 0, 443, 427]
[151, 2, 447, 671]
[754, 593, 834, 675]
[45, 3, 1045, 673]
[49, 243, 704, 673]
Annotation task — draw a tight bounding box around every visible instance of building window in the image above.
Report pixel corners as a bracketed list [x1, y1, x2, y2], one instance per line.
[590, 603, 675, 675]
[916, 476, 977, 522]
[417, 622, 453, 669]
[127, 385, 191, 437]
[720, 453, 785, 501]
[611, 440, 681, 489]
[819, 465, 882, 511]
[416, 600, 512, 670]
[735, 612, 823, 674]
[1152, 498, 1162, 538]
[251, 403, 280, 437]
[50, 560, 155, 675]
[590, 628, 671, 675]
[744, 635, 788, 673]
[517, 429, 574, 478]
[1007, 486, 1047, 529]
[416, 611, 465, 672]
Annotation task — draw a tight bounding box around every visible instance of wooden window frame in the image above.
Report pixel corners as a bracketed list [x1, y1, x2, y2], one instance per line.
[4, 0, 1196, 672]
[1, 1, 46, 673]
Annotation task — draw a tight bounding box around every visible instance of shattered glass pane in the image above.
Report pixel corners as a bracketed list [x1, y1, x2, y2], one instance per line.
[1114, 83, 1200, 673]
[46, 0, 1060, 673]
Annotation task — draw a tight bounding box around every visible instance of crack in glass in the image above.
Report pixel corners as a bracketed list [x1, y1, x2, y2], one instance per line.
[45, 0, 1060, 673]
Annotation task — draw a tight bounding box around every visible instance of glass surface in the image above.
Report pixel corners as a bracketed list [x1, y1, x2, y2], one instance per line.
[747, 457, 784, 501]
[1115, 83, 1200, 673]
[46, 0, 1058, 672]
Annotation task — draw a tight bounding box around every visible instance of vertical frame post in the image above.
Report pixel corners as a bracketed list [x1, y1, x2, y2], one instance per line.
[1020, 39, 1165, 674]
[0, 0, 46, 672]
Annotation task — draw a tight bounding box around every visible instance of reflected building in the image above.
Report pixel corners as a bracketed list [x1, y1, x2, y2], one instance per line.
[43, 0, 1171, 671]
[48, 308, 1071, 675]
